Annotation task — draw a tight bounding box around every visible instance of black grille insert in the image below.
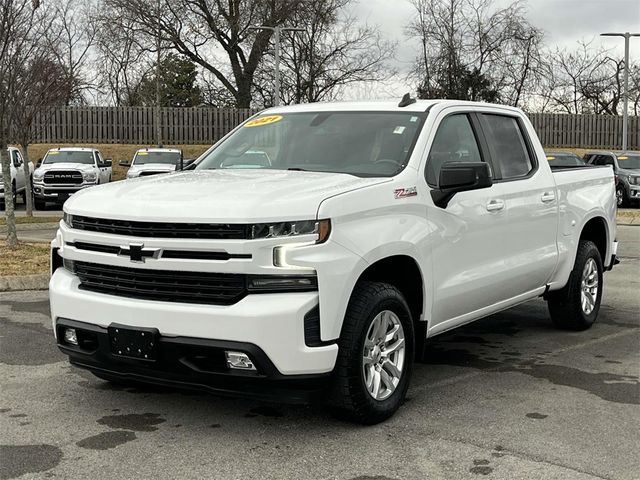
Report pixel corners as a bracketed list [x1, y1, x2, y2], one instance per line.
[44, 171, 83, 185]
[70, 216, 249, 239]
[74, 261, 248, 305]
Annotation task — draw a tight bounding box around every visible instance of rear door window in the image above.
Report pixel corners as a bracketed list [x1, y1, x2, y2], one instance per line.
[426, 114, 483, 186]
[481, 114, 533, 180]
[592, 155, 614, 167]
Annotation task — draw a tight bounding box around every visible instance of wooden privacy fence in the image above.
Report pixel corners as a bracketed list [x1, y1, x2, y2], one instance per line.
[29, 106, 639, 149]
[527, 113, 639, 150]
[31, 107, 257, 145]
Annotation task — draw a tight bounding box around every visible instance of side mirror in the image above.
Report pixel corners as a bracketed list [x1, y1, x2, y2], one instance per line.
[182, 159, 195, 169]
[431, 162, 493, 208]
[104, 159, 112, 167]
[36, 158, 42, 167]
[119, 160, 131, 167]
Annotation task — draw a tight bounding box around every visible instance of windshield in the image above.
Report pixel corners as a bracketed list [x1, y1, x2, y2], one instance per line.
[133, 151, 181, 165]
[546, 153, 584, 166]
[194, 112, 426, 177]
[617, 154, 640, 169]
[43, 151, 95, 165]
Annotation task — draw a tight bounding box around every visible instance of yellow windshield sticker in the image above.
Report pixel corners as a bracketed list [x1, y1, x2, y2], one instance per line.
[48, 151, 60, 155]
[618, 156, 628, 160]
[244, 115, 283, 128]
[137, 152, 148, 155]
[546, 156, 555, 160]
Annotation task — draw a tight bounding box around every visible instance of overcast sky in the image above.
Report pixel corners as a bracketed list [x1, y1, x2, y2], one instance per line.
[349, 0, 640, 97]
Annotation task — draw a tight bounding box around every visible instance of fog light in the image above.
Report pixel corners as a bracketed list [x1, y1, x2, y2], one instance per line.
[64, 328, 78, 346]
[225, 351, 255, 370]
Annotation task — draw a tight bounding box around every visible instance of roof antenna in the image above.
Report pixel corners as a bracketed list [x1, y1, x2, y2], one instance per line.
[398, 92, 416, 108]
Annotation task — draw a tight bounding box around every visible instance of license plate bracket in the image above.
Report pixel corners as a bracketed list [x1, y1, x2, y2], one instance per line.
[108, 324, 159, 361]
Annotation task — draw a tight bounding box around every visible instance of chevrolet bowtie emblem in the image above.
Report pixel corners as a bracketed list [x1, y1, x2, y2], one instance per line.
[118, 243, 161, 262]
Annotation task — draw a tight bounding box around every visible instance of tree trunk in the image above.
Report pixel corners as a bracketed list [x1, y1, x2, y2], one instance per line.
[1, 144, 19, 248]
[20, 144, 33, 216]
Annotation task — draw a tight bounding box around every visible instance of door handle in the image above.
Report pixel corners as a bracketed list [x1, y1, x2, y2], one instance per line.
[486, 199, 505, 212]
[541, 191, 556, 203]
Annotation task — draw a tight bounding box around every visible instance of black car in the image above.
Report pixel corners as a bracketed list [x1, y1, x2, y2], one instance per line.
[583, 151, 640, 207]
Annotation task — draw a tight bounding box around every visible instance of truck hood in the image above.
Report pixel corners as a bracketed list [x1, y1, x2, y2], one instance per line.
[65, 169, 389, 222]
[36, 163, 95, 173]
[618, 167, 640, 176]
[128, 164, 177, 175]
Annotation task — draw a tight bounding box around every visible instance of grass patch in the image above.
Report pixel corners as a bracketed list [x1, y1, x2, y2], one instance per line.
[0, 242, 50, 276]
[0, 216, 61, 226]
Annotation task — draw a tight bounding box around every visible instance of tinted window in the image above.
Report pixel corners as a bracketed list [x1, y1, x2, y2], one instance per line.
[593, 155, 614, 166]
[546, 153, 585, 167]
[617, 154, 640, 169]
[195, 112, 426, 177]
[426, 114, 482, 185]
[482, 114, 533, 179]
[11, 150, 22, 165]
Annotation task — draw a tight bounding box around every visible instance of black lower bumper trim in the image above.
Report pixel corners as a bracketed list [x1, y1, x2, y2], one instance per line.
[56, 318, 331, 404]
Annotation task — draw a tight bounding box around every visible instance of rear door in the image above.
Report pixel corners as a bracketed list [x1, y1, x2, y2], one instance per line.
[475, 113, 558, 297]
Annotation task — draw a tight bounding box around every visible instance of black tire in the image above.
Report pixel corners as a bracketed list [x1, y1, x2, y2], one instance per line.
[329, 281, 414, 424]
[547, 240, 603, 331]
[616, 185, 628, 208]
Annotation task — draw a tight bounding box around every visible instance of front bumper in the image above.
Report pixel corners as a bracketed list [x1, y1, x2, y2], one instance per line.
[56, 318, 331, 403]
[50, 269, 338, 377]
[33, 182, 96, 202]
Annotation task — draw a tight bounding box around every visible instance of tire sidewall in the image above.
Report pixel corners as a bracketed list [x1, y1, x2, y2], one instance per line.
[347, 287, 414, 419]
[575, 243, 604, 327]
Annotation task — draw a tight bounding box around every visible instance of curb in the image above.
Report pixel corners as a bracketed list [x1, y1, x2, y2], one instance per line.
[0, 274, 49, 292]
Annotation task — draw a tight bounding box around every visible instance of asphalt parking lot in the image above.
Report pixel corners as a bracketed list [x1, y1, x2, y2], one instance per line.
[1, 227, 638, 480]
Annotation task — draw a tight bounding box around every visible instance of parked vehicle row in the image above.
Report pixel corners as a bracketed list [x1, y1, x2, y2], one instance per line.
[51, 99, 619, 424]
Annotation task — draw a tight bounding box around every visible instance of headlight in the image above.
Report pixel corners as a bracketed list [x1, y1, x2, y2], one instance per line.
[632, 176, 640, 185]
[250, 219, 331, 243]
[82, 171, 97, 182]
[63, 212, 73, 227]
[33, 170, 44, 181]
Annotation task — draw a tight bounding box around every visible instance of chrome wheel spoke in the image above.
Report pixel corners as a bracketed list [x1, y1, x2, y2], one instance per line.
[379, 368, 395, 394]
[580, 258, 599, 315]
[382, 359, 401, 378]
[382, 338, 405, 357]
[362, 310, 406, 401]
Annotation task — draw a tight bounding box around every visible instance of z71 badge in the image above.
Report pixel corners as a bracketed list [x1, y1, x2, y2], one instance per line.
[394, 187, 418, 199]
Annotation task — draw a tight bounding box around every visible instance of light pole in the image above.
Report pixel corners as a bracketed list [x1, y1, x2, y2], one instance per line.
[155, 0, 162, 147]
[600, 32, 640, 151]
[249, 26, 305, 106]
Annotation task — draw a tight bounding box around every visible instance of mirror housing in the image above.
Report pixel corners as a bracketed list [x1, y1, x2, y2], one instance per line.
[430, 162, 493, 208]
[36, 158, 42, 167]
[104, 159, 112, 167]
[119, 160, 131, 167]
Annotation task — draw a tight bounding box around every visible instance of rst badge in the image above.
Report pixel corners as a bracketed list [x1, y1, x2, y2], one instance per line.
[394, 187, 418, 199]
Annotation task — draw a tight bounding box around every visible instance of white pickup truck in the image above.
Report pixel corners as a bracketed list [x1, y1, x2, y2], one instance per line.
[0, 147, 34, 209]
[32, 147, 112, 209]
[50, 100, 618, 424]
[121, 148, 184, 179]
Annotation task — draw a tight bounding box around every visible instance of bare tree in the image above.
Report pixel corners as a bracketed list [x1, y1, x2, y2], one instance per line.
[1, 0, 49, 246]
[257, 0, 396, 106]
[46, 0, 98, 105]
[104, 0, 305, 108]
[405, 0, 545, 105]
